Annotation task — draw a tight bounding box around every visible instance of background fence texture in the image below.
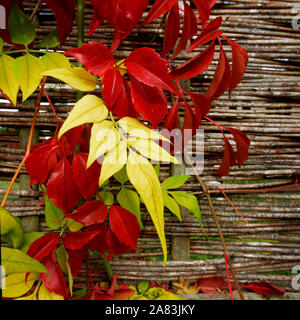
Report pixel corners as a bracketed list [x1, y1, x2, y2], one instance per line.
[1, 0, 300, 296]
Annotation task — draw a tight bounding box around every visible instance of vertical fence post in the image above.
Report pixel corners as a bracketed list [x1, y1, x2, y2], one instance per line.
[171, 77, 191, 261]
[19, 127, 40, 232]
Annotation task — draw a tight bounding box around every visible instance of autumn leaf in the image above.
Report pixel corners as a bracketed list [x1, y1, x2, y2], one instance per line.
[126, 150, 167, 266]
[172, 275, 198, 294]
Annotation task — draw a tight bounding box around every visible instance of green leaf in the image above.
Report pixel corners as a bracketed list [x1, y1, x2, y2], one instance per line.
[126, 150, 167, 267]
[154, 164, 160, 177]
[113, 167, 129, 184]
[98, 191, 114, 205]
[56, 245, 73, 296]
[169, 191, 203, 228]
[58, 95, 108, 139]
[138, 280, 150, 294]
[14, 54, 44, 102]
[44, 196, 64, 230]
[161, 175, 191, 190]
[0, 37, 3, 52]
[162, 191, 181, 221]
[43, 67, 97, 91]
[0, 206, 24, 248]
[40, 29, 60, 49]
[0, 54, 19, 105]
[8, 3, 36, 46]
[41, 52, 71, 71]
[1, 247, 48, 275]
[19, 232, 44, 253]
[117, 189, 143, 230]
[145, 287, 185, 300]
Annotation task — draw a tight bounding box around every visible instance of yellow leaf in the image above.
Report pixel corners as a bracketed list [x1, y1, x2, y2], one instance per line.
[58, 94, 108, 139]
[43, 67, 97, 91]
[99, 140, 127, 187]
[56, 245, 73, 296]
[172, 275, 199, 294]
[38, 284, 64, 300]
[2, 273, 39, 298]
[41, 52, 71, 71]
[14, 54, 43, 102]
[128, 139, 178, 164]
[66, 217, 84, 232]
[15, 292, 37, 300]
[0, 54, 19, 105]
[118, 117, 170, 142]
[87, 120, 120, 168]
[126, 150, 167, 266]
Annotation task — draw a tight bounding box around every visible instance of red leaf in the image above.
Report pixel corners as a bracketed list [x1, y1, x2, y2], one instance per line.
[164, 100, 179, 131]
[162, 3, 180, 57]
[106, 228, 131, 258]
[217, 136, 236, 176]
[87, 223, 109, 255]
[227, 128, 250, 167]
[242, 281, 285, 296]
[66, 249, 83, 277]
[88, 13, 103, 36]
[206, 42, 231, 100]
[65, 42, 115, 77]
[225, 37, 248, 95]
[170, 42, 216, 79]
[140, 0, 178, 27]
[44, 0, 76, 44]
[189, 17, 223, 52]
[110, 76, 137, 120]
[188, 92, 211, 123]
[197, 277, 229, 293]
[40, 252, 69, 298]
[194, 0, 218, 27]
[64, 228, 103, 251]
[65, 201, 108, 226]
[172, 1, 198, 59]
[27, 233, 60, 262]
[174, 104, 198, 153]
[130, 76, 168, 128]
[46, 157, 81, 213]
[114, 285, 135, 300]
[58, 125, 86, 157]
[25, 138, 59, 186]
[125, 47, 178, 94]
[102, 69, 123, 111]
[72, 153, 101, 200]
[91, 0, 148, 51]
[109, 206, 140, 250]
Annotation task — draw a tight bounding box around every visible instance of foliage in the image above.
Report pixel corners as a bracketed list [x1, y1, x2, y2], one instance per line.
[0, 0, 251, 300]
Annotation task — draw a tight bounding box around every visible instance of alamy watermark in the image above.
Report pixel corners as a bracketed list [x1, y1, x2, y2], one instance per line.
[292, 265, 300, 290]
[0, 5, 5, 30]
[292, 5, 300, 30]
[95, 127, 205, 176]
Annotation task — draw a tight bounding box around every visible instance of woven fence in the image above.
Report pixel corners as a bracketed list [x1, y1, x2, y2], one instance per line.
[1, 0, 300, 295]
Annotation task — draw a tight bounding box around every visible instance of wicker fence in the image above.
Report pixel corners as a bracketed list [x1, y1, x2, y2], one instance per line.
[1, 0, 300, 295]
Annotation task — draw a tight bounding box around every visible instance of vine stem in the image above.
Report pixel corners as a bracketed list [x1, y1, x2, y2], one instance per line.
[1, 76, 47, 208]
[185, 155, 245, 300]
[29, 0, 42, 22]
[165, 55, 245, 299]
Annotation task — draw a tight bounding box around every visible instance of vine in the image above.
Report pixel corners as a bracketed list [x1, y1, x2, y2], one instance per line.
[1, 0, 250, 300]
